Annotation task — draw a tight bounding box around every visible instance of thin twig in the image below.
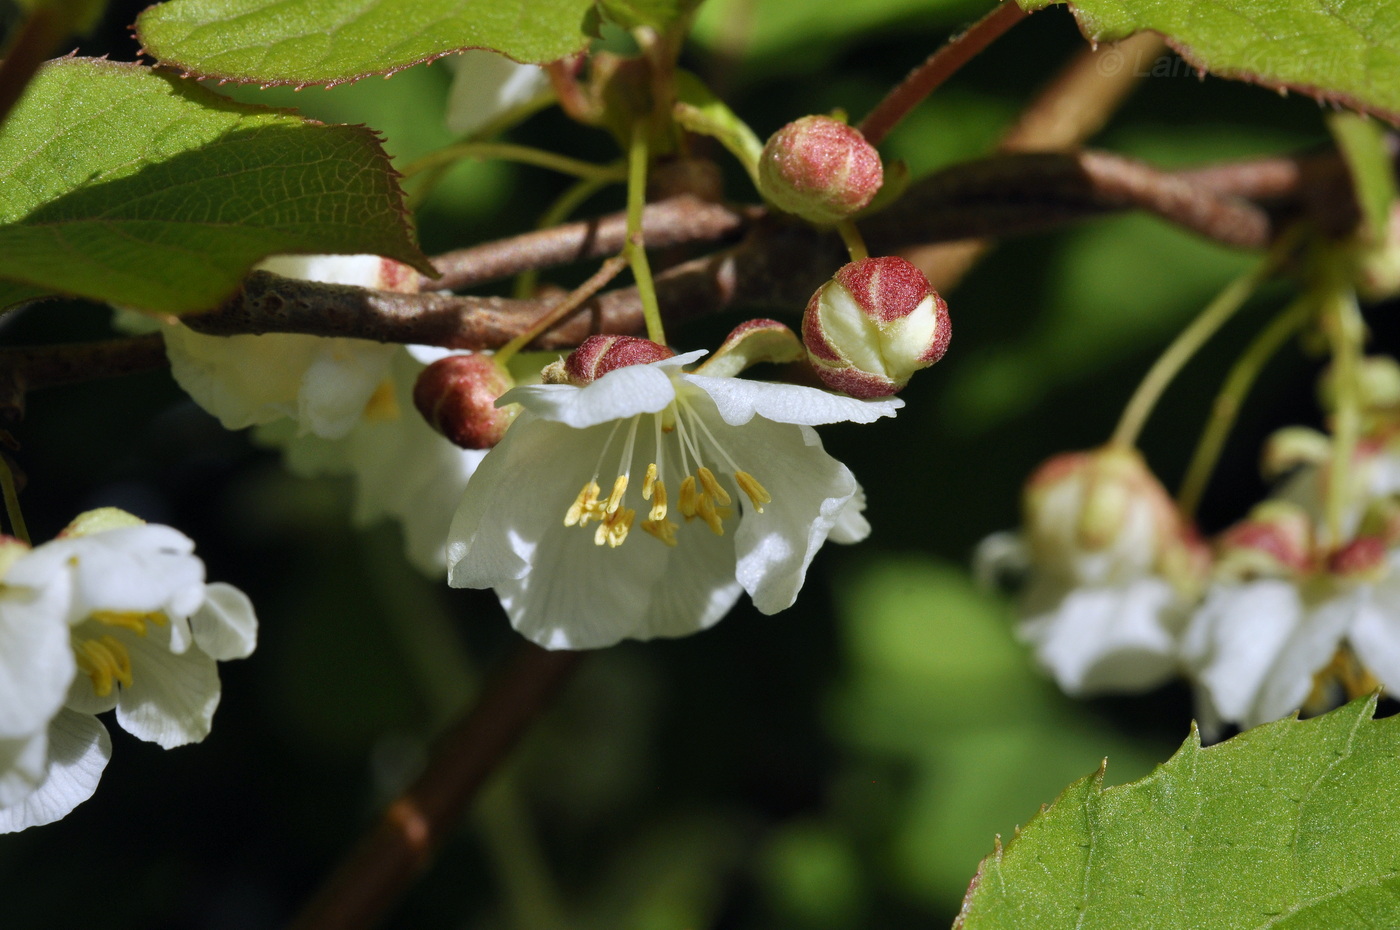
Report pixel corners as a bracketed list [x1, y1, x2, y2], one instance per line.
[0, 335, 168, 423]
[291, 644, 583, 930]
[425, 194, 758, 291]
[857, 2, 1031, 146]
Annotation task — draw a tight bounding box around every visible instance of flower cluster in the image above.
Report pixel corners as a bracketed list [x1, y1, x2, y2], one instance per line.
[983, 371, 1400, 733]
[0, 508, 256, 832]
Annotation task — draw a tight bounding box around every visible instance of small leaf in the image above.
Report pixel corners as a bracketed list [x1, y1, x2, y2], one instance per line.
[0, 58, 429, 314]
[136, 0, 593, 87]
[1018, 0, 1400, 122]
[957, 696, 1400, 929]
[1329, 113, 1398, 244]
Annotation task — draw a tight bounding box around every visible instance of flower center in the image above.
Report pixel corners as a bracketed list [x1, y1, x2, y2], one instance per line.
[73, 611, 167, 697]
[562, 396, 771, 549]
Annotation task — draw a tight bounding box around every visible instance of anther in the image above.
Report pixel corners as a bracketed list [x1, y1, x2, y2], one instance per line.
[697, 467, 732, 506]
[565, 481, 602, 526]
[642, 518, 679, 546]
[643, 463, 658, 500]
[696, 494, 726, 536]
[605, 475, 629, 514]
[678, 475, 700, 518]
[734, 471, 771, 513]
[91, 610, 164, 635]
[595, 508, 636, 547]
[649, 480, 668, 522]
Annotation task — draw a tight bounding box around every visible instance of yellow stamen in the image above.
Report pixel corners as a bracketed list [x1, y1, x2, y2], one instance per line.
[91, 610, 166, 635]
[641, 518, 679, 546]
[565, 481, 603, 526]
[642, 463, 658, 500]
[697, 467, 732, 506]
[678, 475, 700, 518]
[734, 471, 771, 513]
[75, 635, 133, 697]
[605, 475, 629, 515]
[696, 493, 726, 536]
[649, 480, 668, 522]
[595, 507, 636, 547]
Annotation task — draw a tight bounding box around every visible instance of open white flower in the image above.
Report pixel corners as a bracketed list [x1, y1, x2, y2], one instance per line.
[447, 340, 900, 649]
[0, 509, 258, 832]
[977, 446, 1207, 696]
[263, 346, 489, 576]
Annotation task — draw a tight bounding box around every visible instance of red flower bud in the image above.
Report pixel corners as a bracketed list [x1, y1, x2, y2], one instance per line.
[413, 355, 517, 450]
[758, 116, 883, 224]
[564, 335, 676, 385]
[802, 256, 950, 398]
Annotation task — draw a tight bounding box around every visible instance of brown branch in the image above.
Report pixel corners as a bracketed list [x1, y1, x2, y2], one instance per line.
[0, 335, 168, 424]
[292, 644, 583, 930]
[857, 2, 1031, 146]
[426, 194, 758, 291]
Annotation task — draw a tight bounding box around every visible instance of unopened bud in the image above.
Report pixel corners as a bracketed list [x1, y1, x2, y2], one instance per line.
[1318, 355, 1400, 418]
[1260, 426, 1332, 482]
[413, 355, 517, 449]
[1216, 500, 1314, 580]
[758, 116, 883, 224]
[61, 507, 145, 537]
[563, 335, 675, 385]
[802, 257, 950, 398]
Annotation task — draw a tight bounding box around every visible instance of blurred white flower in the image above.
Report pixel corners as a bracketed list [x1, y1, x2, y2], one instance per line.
[977, 446, 1207, 696]
[447, 337, 900, 649]
[119, 254, 416, 439]
[0, 509, 257, 833]
[445, 50, 551, 137]
[260, 346, 488, 576]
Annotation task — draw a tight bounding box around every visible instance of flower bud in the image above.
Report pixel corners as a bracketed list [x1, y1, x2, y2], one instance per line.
[758, 116, 883, 224]
[563, 335, 675, 385]
[1215, 500, 1314, 580]
[1024, 446, 1185, 586]
[413, 355, 517, 449]
[802, 257, 950, 398]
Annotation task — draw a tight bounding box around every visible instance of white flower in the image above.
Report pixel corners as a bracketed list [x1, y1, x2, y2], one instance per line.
[445, 51, 552, 137]
[1179, 501, 1382, 732]
[0, 509, 258, 832]
[976, 446, 1206, 696]
[261, 346, 488, 576]
[446, 347, 900, 649]
[119, 254, 416, 439]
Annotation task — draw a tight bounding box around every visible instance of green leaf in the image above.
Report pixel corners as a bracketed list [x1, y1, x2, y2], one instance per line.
[1329, 112, 1398, 244]
[957, 696, 1400, 929]
[0, 58, 429, 314]
[135, 0, 592, 87]
[1017, 0, 1400, 122]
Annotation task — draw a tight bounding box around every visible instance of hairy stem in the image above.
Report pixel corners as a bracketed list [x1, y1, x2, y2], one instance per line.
[497, 254, 631, 363]
[0, 454, 28, 544]
[625, 120, 667, 345]
[857, 1, 1031, 146]
[400, 142, 626, 182]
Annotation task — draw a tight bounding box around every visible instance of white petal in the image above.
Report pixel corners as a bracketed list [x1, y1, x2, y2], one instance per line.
[0, 580, 75, 738]
[162, 327, 315, 430]
[827, 485, 870, 545]
[1019, 580, 1180, 696]
[256, 254, 388, 287]
[1182, 580, 1330, 727]
[1350, 572, 1400, 692]
[189, 583, 259, 661]
[503, 363, 678, 427]
[1252, 591, 1357, 726]
[722, 418, 858, 614]
[682, 374, 902, 426]
[296, 341, 397, 439]
[114, 627, 221, 748]
[0, 729, 49, 808]
[495, 505, 743, 649]
[448, 414, 595, 588]
[0, 711, 110, 833]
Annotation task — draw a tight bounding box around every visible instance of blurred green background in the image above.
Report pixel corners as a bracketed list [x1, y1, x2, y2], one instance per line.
[0, 0, 1369, 926]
